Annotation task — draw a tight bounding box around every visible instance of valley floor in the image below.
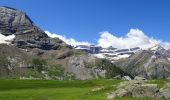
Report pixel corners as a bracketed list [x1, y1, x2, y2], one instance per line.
[0, 79, 169, 100]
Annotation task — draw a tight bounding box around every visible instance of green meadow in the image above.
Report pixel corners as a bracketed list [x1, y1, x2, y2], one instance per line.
[0, 79, 121, 100]
[0, 79, 169, 100]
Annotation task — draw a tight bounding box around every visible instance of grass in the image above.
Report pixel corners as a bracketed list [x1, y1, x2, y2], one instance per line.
[148, 79, 170, 88]
[115, 97, 164, 100]
[0, 79, 122, 100]
[0, 79, 169, 100]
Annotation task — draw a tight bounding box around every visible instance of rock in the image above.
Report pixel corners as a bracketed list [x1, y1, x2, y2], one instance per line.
[122, 76, 132, 81]
[108, 80, 159, 99]
[134, 76, 146, 80]
[0, 6, 69, 50]
[107, 94, 115, 100]
[158, 83, 170, 99]
[91, 86, 104, 92]
[113, 75, 122, 79]
[57, 51, 73, 59]
[114, 88, 131, 97]
[132, 84, 159, 98]
[67, 55, 103, 80]
[113, 75, 132, 80]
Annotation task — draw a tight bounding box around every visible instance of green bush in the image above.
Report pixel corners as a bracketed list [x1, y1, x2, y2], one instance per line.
[32, 58, 47, 72]
[47, 64, 64, 78]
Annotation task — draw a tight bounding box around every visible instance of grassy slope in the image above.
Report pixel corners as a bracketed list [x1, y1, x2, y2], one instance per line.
[0, 79, 169, 100]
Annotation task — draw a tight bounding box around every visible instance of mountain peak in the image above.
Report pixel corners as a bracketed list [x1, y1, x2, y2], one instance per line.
[149, 44, 165, 51]
[0, 6, 69, 50]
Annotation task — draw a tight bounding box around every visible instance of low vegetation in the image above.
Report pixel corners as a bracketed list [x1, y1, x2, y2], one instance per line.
[148, 79, 170, 88]
[0, 79, 122, 100]
[95, 59, 130, 78]
[0, 79, 169, 100]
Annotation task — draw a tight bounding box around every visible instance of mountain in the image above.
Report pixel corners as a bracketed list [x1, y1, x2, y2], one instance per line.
[0, 6, 72, 50]
[0, 6, 127, 80]
[75, 44, 170, 79]
[75, 45, 140, 62]
[115, 45, 170, 79]
[1, 6, 169, 80]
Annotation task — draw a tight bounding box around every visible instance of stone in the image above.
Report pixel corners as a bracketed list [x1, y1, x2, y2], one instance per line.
[107, 94, 115, 100]
[114, 88, 131, 97]
[158, 83, 170, 99]
[122, 76, 132, 81]
[131, 84, 159, 98]
[134, 76, 146, 80]
[113, 75, 122, 79]
[108, 80, 159, 99]
[91, 86, 104, 92]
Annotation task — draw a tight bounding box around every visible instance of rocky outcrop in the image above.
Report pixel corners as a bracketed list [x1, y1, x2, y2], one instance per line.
[107, 80, 170, 100]
[158, 83, 170, 99]
[0, 6, 70, 50]
[0, 44, 33, 77]
[66, 55, 106, 80]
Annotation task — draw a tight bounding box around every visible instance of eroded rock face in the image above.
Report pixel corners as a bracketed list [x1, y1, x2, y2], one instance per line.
[67, 55, 106, 80]
[115, 80, 159, 98]
[0, 6, 69, 50]
[0, 6, 33, 36]
[107, 80, 170, 100]
[158, 83, 170, 99]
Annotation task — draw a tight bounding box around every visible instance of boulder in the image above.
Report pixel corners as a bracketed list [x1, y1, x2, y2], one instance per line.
[107, 80, 159, 99]
[113, 75, 122, 79]
[158, 83, 170, 99]
[122, 76, 132, 81]
[134, 76, 146, 80]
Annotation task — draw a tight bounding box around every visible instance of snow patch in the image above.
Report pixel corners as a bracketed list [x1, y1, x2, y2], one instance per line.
[0, 34, 15, 44]
[113, 54, 130, 60]
[168, 58, 170, 61]
[93, 54, 105, 58]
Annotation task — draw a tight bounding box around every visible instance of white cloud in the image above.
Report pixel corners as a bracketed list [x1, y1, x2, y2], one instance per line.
[45, 31, 91, 46]
[97, 29, 170, 49]
[0, 34, 15, 44]
[45, 29, 170, 50]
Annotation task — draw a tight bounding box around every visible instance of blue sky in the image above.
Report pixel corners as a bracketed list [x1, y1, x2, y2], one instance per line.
[0, 0, 170, 48]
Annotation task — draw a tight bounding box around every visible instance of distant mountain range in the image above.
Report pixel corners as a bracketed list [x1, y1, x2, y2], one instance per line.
[75, 44, 170, 79]
[75, 45, 140, 62]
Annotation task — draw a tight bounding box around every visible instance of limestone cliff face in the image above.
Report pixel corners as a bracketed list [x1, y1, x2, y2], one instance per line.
[0, 6, 69, 50]
[0, 7, 33, 35]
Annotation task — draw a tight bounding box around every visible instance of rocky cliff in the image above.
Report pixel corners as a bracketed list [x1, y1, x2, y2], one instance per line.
[0, 6, 69, 50]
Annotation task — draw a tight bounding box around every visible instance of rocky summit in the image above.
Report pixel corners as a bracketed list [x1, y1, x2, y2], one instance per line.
[0, 6, 69, 50]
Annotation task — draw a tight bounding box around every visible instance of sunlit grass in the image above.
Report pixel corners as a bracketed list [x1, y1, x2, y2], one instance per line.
[0, 79, 121, 100]
[0, 79, 169, 100]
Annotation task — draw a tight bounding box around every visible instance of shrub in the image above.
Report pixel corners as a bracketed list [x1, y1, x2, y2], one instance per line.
[32, 58, 47, 72]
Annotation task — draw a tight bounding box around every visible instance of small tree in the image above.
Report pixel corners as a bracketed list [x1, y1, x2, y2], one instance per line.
[32, 58, 47, 72]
